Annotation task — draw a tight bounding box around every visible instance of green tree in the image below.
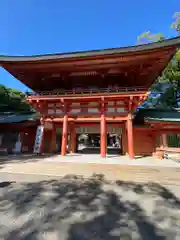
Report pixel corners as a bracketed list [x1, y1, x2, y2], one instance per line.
[0, 84, 35, 113]
[137, 31, 165, 44]
[137, 12, 180, 109]
[171, 12, 180, 34]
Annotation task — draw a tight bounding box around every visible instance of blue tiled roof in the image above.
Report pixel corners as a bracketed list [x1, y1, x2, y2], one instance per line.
[134, 108, 180, 124]
[0, 113, 39, 124]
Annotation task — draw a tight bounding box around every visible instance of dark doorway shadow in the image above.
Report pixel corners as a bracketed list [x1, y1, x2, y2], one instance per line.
[77, 147, 100, 154]
[107, 147, 122, 155]
[77, 146, 122, 155]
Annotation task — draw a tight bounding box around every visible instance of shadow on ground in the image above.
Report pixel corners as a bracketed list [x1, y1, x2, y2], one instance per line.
[0, 175, 180, 239]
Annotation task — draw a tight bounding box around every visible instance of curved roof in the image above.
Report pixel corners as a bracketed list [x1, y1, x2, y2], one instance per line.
[0, 37, 180, 91]
[134, 108, 180, 125]
[0, 37, 180, 62]
[0, 37, 180, 63]
[0, 113, 39, 124]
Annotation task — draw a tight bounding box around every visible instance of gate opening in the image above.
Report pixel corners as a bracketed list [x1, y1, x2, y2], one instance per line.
[76, 125, 122, 155]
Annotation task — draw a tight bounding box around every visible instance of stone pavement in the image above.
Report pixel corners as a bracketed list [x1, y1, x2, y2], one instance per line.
[1, 155, 180, 239]
[0, 154, 180, 184]
[45, 154, 180, 168]
[0, 175, 180, 239]
[2, 153, 180, 167]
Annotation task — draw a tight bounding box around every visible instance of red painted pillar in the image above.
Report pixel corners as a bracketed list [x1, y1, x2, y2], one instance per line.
[100, 103, 107, 157]
[61, 114, 68, 156]
[127, 115, 134, 159]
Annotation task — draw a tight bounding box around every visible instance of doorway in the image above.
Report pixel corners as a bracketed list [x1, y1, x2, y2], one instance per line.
[77, 125, 101, 154]
[76, 125, 123, 155]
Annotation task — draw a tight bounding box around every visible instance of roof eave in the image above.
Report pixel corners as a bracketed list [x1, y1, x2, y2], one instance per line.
[0, 37, 180, 63]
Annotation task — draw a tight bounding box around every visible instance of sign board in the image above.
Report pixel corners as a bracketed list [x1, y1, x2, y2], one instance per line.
[33, 125, 44, 153]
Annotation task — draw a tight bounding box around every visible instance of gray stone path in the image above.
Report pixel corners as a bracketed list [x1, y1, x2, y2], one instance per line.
[0, 174, 180, 239]
[2, 153, 180, 167]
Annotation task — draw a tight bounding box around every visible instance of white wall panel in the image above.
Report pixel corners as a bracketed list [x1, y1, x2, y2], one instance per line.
[56, 109, 63, 114]
[107, 107, 115, 113]
[69, 109, 81, 114]
[48, 109, 54, 114]
[117, 107, 126, 113]
[88, 108, 99, 113]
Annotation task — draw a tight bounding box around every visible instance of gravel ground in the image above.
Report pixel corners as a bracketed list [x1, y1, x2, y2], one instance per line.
[0, 174, 180, 240]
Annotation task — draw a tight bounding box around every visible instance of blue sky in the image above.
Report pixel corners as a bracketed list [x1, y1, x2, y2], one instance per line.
[0, 0, 179, 91]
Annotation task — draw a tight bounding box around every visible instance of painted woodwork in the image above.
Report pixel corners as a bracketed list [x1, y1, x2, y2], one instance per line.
[100, 101, 106, 157]
[41, 99, 130, 119]
[1, 39, 179, 158]
[61, 113, 68, 156]
[1, 42, 176, 91]
[126, 115, 134, 159]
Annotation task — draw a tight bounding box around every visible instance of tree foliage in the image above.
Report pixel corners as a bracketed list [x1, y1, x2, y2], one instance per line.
[171, 12, 180, 33]
[0, 84, 35, 113]
[137, 31, 165, 44]
[137, 12, 180, 109]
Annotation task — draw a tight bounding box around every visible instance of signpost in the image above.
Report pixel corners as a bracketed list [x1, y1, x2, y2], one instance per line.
[33, 125, 44, 154]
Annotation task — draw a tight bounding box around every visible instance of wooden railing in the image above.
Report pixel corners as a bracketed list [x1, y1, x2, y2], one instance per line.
[27, 87, 148, 97]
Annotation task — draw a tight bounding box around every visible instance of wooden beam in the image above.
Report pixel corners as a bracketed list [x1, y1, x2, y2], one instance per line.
[45, 116, 129, 122]
[28, 92, 148, 102]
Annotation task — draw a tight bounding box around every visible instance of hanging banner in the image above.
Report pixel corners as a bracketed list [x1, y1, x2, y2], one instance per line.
[33, 125, 44, 153]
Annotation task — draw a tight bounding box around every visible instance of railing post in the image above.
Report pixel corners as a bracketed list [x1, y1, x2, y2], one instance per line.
[30, 86, 147, 97]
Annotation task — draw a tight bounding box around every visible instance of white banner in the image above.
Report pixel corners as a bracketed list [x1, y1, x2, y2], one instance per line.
[33, 125, 44, 153]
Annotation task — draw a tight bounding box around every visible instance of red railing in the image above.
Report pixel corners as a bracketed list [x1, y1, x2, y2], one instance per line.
[28, 87, 148, 97]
